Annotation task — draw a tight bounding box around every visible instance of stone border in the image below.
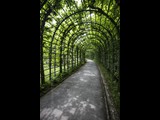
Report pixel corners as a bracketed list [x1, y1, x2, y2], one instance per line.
[97, 65, 120, 120]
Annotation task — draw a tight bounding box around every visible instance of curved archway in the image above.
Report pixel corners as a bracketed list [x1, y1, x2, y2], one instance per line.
[40, 0, 120, 112]
[40, 0, 120, 116]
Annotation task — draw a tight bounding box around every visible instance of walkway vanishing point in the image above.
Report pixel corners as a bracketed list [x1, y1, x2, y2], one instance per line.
[40, 60, 108, 120]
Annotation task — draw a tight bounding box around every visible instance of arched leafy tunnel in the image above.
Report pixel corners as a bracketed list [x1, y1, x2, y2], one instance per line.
[40, 0, 120, 116]
[40, 0, 120, 83]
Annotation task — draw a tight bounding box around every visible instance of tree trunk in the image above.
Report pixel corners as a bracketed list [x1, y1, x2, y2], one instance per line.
[77, 47, 78, 66]
[60, 41, 63, 73]
[40, 8, 52, 84]
[40, 35, 45, 84]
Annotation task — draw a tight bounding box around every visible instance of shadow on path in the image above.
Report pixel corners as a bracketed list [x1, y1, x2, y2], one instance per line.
[40, 59, 107, 120]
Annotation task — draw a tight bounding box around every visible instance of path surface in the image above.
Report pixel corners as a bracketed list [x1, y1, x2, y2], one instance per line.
[40, 60, 107, 120]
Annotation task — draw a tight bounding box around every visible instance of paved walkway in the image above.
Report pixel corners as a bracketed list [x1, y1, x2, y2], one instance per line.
[40, 60, 107, 120]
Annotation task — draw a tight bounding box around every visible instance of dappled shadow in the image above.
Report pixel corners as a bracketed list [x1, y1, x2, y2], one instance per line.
[40, 60, 107, 120]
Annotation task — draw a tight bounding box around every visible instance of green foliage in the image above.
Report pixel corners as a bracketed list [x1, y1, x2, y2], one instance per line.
[40, 81, 51, 93]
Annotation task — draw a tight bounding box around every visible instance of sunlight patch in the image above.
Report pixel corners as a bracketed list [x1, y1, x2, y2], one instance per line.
[53, 109, 63, 118]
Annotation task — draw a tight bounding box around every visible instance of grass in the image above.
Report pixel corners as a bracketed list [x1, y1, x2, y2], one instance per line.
[94, 60, 120, 114]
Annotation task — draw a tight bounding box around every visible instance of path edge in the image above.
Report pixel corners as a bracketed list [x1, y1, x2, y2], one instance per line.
[40, 62, 87, 98]
[97, 64, 120, 120]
